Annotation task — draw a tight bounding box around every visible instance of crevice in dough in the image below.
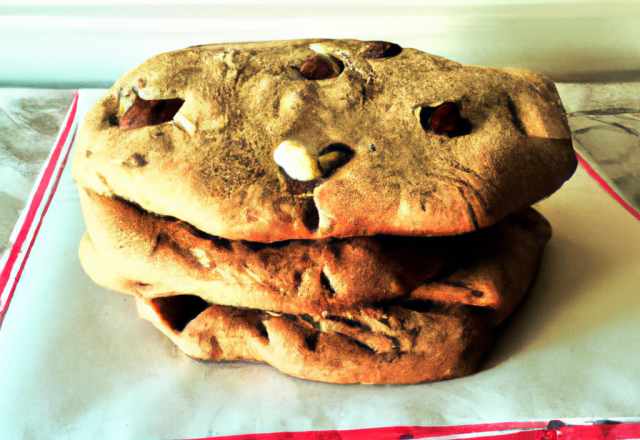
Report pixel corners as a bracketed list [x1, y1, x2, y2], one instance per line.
[118, 94, 185, 131]
[300, 197, 320, 233]
[95, 173, 113, 193]
[418, 102, 472, 137]
[458, 187, 479, 230]
[151, 233, 167, 255]
[325, 315, 365, 329]
[507, 96, 527, 135]
[352, 339, 376, 354]
[358, 41, 403, 59]
[299, 313, 321, 331]
[305, 333, 319, 351]
[122, 153, 147, 168]
[320, 269, 336, 297]
[255, 320, 269, 341]
[241, 239, 292, 251]
[150, 295, 211, 333]
[108, 193, 235, 253]
[177, 222, 232, 250]
[318, 143, 355, 177]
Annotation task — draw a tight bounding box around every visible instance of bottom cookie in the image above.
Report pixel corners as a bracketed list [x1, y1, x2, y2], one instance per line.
[136, 296, 492, 384]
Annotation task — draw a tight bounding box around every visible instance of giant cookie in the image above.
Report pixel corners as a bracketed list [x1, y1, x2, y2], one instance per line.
[71, 39, 576, 242]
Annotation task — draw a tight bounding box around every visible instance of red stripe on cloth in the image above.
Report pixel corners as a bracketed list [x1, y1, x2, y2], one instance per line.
[189, 422, 640, 440]
[0, 128, 77, 327]
[554, 423, 640, 440]
[0, 91, 78, 323]
[190, 422, 550, 440]
[575, 151, 640, 222]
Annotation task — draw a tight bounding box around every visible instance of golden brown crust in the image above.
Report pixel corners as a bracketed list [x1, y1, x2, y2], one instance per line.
[71, 39, 576, 242]
[72, 39, 565, 383]
[77, 175, 550, 384]
[137, 298, 490, 384]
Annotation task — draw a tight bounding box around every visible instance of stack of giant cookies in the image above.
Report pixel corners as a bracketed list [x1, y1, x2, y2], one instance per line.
[72, 39, 577, 384]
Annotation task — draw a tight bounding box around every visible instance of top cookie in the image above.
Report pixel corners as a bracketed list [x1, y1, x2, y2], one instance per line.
[72, 39, 576, 242]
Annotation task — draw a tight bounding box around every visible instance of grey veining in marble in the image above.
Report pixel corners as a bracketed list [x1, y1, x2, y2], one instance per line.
[567, 110, 640, 213]
[556, 82, 640, 215]
[0, 89, 74, 263]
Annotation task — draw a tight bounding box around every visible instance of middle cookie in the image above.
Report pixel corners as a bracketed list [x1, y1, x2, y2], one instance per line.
[78, 187, 551, 324]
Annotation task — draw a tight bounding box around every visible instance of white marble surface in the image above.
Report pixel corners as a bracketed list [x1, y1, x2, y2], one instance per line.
[557, 82, 640, 214]
[569, 112, 640, 211]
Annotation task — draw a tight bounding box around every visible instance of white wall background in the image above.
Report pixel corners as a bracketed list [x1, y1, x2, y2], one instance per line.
[1, 0, 640, 87]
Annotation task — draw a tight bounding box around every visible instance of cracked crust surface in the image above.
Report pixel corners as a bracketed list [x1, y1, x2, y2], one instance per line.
[79, 188, 551, 326]
[73, 39, 563, 383]
[78, 187, 551, 383]
[71, 39, 576, 242]
[137, 299, 490, 384]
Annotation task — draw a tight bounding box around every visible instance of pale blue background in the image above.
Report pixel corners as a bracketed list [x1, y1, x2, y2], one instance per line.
[1, 0, 640, 88]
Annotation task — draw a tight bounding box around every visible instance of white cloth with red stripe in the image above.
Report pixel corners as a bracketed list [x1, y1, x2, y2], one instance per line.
[0, 89, 639, 439]
[0, 91, 78, 317]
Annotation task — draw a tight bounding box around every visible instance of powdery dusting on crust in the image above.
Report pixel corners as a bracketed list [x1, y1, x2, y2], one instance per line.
[70, 40, 566, 383]
[71, 39, 576, 242]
